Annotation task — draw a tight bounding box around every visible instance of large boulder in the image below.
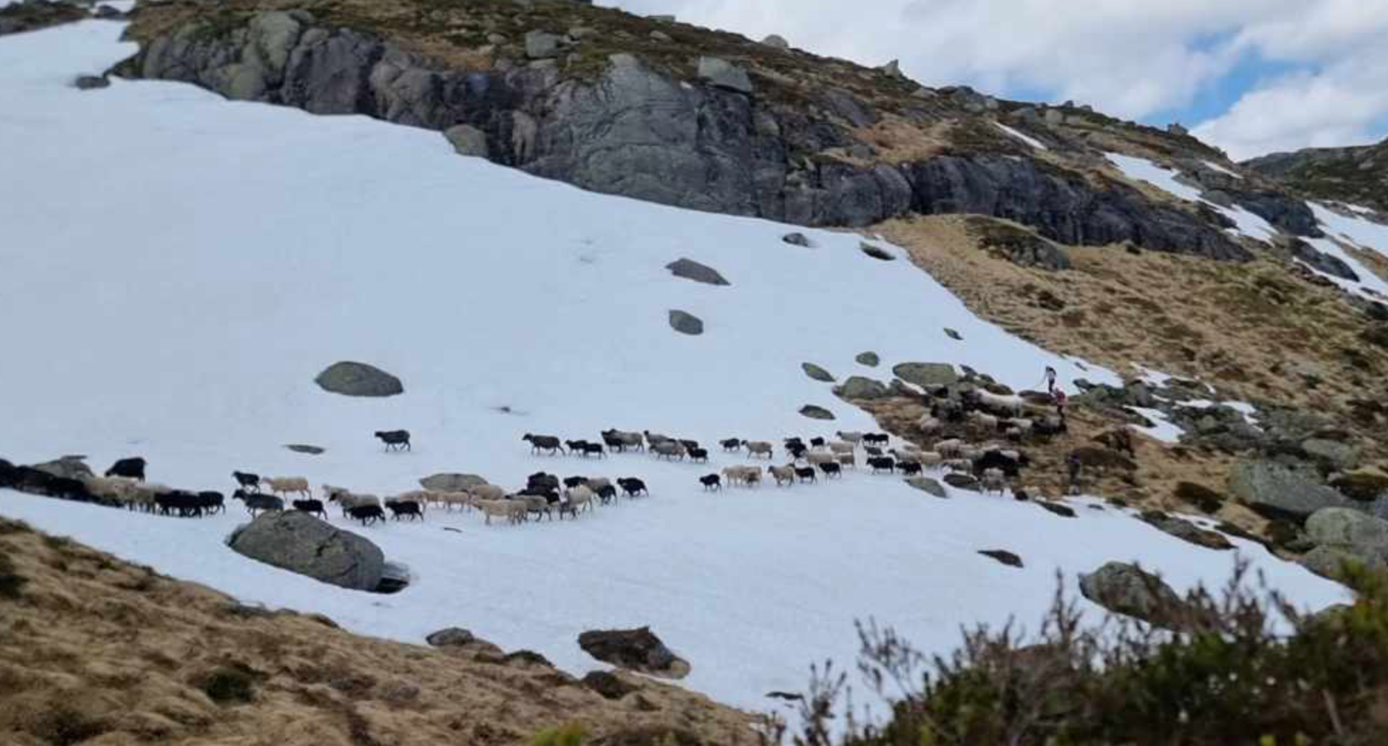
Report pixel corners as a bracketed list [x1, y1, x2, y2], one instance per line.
[892, 362, 957, 388]
[1301, 438, 1360, 471]
[577, 627, 689, 679]
[696, 56, 752, 94]
[228, 511, 385, 591]
[668, 309, 704, 336]
[1305, 508, 1388, 573]
[834, 376, 888, 400]
[31, 456, 93, 481]
[524, 30, 561, 59]
[443, 124, 489, 158]
[665, 258, 730, 286]
[1079, 562, 1185, 626]
[419, 473, 489, 492]
[1227, 459, 1355, 520]
[1137, 511, 1234, 551]
[314, 361, 403, 397]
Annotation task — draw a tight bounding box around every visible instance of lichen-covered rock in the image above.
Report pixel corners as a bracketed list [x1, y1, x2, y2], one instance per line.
[1079, 562, 1184, 626]
[799, 405, 835, 420]
[1229, 459, 1385, 520]
[834, 376, 888, 400]
[665, 258, 730, 286]
[314, 361, 404, 397]
[1305, 508, 1388, 575]
[228, 511, 385, 591]
[668, 309, 704, 335]
[801, 363, 834, 382]
[577, 627, 689, 679]
[855, 351, 880, 367]
[892, 362, 957, 388]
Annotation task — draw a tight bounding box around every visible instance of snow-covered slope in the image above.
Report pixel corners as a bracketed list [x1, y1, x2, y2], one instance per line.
[0, 21, 1347, 722]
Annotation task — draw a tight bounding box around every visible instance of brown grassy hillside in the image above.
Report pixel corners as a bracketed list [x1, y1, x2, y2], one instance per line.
[0, 515, 759, 746]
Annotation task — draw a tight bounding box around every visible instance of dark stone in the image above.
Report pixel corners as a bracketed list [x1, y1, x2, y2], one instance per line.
[75, 75, 110, 90]
[1137, 511, 1234, 550]
[782, 232, 812, 247]
[1038, 501, 1076, 518]
[314, 361, 403, 398]
[943, 473, 980, 492]
[978, 549, 1023, 568]
[855, 351, 880, 367]
[665, 258, 730, 286]
[284, 444, 325, 455]
[943, 328, 963, 341]
[860, 242, 894, 260]
[668, 309, 704, 335]
[577, 627, 689, 679]
[1289, 239, 1358, 281]
[426, 627, 476, 647]
[227, 512, 385, 592]
[802, 363, 834, 382]
[582, 670, 638, 700]
[799, 405, 835, 420]
[1079, 562, 1186, 627]
[834, 376, 889, 400]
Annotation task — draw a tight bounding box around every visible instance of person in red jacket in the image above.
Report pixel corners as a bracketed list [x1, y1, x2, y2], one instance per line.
[1053, 388, 1068, 425]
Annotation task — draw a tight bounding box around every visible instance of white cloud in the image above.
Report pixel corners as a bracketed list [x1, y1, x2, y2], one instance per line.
[599, 1, 1388, 157]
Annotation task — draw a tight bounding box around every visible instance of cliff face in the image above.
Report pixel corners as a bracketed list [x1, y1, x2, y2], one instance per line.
[114, 0, 1325, 262]
[1245, 139, 1388, 214]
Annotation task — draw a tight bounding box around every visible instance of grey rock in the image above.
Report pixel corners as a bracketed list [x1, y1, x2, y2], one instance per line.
[905, 477, 947, 498]
[860, 242, 894, 260]
[1043, 108, 1065, 125]
[801, 363, 834, 382]
[648, 29, 672, 42]
[855, 351, 880, 367]
[760, 34, 789, 49]
[834, 376, 888, 400]
[74, 74, 109, 90]
[419, 473, 489, 492]
[944, 473, 980, 492]
[1078, 562, 1184, 626]
[443, 124, 489, 158]
[892, 362, 957, 388]
[1305, 508, 1388, 572]
[668, 309, 704, 336]
[228, 511, 385, 591]
[799, 405, 835, 420]
[878, 59, 904, 79]
[1137, 511, 1234, 551]
[1290, 239, 1358, 281]
[1303, 545, 1371, 581]
[782, 232, 812, 247]
[314, 361, 404, 397]
[665, 257, 730, 286]
[944, 328, 963, 341]
[1301, 438, 1360, 471]
[524, 30, 561, 59]
[697, 56, 753, 94]
[284, 444, 325, 455]
[31, 456, 93, 480]
[1227, 459, 1358, 520]
[426, 627, 476, 647]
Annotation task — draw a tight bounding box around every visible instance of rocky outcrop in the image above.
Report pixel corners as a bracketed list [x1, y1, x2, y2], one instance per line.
[0, 0, 87, 37]
[892, 362, 957, 388]
[1246, 139, 1388, 215]
[315, 361, 404, 397]
[835, 376, 889, 400]
[228, 511, 385, 591]
[425, 627, 476, 647]
[1228, 459, 1388, 521]
[1290, 239, 1358, 281]
[577, 627, 689, 679]
[1304, 508, 1388, 578]
[1079, 562, 1185, 626]
[124, 9, 1257, 257]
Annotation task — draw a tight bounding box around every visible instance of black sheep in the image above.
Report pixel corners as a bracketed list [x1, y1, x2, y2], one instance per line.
[786, 444, 808, 460]
[864, 446, 885, 457]
[974, 451, 1024, 478]
[563, 476, 589, 490]
[156, 490, 201, 518]
[809, 437, 826, 448]
[818, 462, 842, 479]
[232, 471, 261, 491]
[582, 442, 606, 459]
[688, 447, 709, 463]
[234, 490, 283, 517]
[794, 467, 817, 483]
[596, 484, 618, 503]
[617, 478, 647, 497]
[601, 433, 626, 451]
[679, 439, 700, 451]
[523, 434, 564, 455]
[565, 439, 590, 454]
[197, 491, 226, 515]
[720, 438, 742, 452]
[520, 487, 560, 505]
[526, 472, 560, 492]
[868, 457, 896, 474]
[348, 504, 385, 526]
[863, 433, 890, 447]
[105, 457, 147, 481]
[293, 499, 328, 519]
[699, 474, 722, 491]
[375, 430, 411, 451]
[387, 500, 424, 521]
[898, 461, 923, 476]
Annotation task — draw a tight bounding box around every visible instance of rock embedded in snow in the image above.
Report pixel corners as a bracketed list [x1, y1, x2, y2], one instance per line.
[1137, 511, 1233, 551]
[419, 473, 489, 492]
[834, 376, 888, 400]
[798, 405, 834, 420]
[284, 444, 325, 455]
[228, 511, 385, 592]
[1079, 562, 1184, 626]
[577, 626, 689, 679]
[667, 309, 704, 336]
[892, 362, 957, 388]
[1290, 239, 1359, 282]
[314, 361, 404, 398]
[1037, 501, 1076, 518]
[697, 56, 753, 94]
[665, 257, 730, 286]
[782, 232, 811, 247]
[31, 456, 93, 480]
[978, 549, 1022, 568]
[943, 473, 980, 492]
[74, 74, 108, 90]
[860, 242, 894, 261]
[801, 362, 834, 382]
[944, 328, 963, 341]
[425, 627, 476, 647]
[905, 477, 947, 498]
[855, 351, 880, 367]
[443, 124, 489, 158]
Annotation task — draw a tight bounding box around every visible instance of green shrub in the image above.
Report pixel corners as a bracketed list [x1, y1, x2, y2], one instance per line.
[772, 564, 1388, 746]
[533, 723, 586, 746]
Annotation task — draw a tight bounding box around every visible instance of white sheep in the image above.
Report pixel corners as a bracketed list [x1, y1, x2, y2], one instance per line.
[916, 416, 942, 434]
[434, 491, 472, 511]
[835, 431, 864, 444]
[722, 465, 761, 487]
[976, 390, 1025, 416]
[806, 451, 838, 466]
[742, 441, 774, 459]
[827, 441, 855, 455]
[969, 411, 999, 430]
[935, 439, 965, 458]
[472, 498, 525, 525]
[890, 448, 921, 465]
[916, 451, 944, 467]
[322, 484, 352, 503]
[652, 441, 687, 460]
[82, 475, 141, 506]
[835, 452, 856, 468]
[468, 484, 507, 502]
[943, 459, 973, 473]
[585, 477, 613, 495]
[263, 477, 311, 499]
[565, 485, 596, 516]
[767, 464, 797, 486]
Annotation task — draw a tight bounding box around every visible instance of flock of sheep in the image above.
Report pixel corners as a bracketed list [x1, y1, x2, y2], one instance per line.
[37, 380, 1056, 531]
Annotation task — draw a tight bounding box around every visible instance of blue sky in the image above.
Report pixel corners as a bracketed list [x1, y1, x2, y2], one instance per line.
[602, 0, 1388, 159]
